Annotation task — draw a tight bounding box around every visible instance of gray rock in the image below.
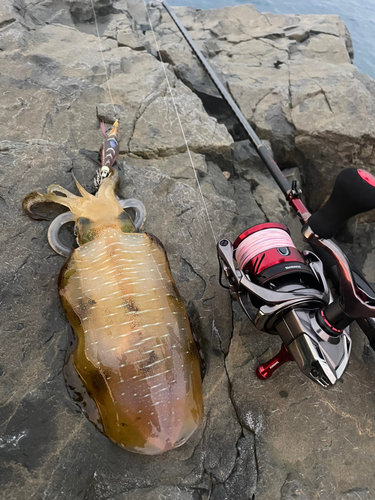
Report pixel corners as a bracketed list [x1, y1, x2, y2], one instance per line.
[290, 33, 351, 65]
[117, 29, 144, 51]
[280, 472, 314, 500]
[108, 486, 209, 500]
[129, 78, 232, 157]
[149, 3, 375, 212]
[2, 1, 375, 499]
[0, 20, 29, 51]
[0, 0, 16, 27]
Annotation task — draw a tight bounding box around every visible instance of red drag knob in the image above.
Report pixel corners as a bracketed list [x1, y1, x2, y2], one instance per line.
[256, 344, 295, 380]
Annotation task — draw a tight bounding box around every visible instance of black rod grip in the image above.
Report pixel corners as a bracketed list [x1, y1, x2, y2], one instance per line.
[308, 168, 375, 239]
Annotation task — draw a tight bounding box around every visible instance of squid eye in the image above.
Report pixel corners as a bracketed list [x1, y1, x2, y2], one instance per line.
[118, 198, 146, 231]
[77, 217, 95, 244]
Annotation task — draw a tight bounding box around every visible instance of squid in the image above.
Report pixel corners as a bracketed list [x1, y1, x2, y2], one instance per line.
[22, 123, 203, 455]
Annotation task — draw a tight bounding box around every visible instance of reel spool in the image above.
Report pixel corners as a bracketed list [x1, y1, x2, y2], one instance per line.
[233, 222, 316, 290]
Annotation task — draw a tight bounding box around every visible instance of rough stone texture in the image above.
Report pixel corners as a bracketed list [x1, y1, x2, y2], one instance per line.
[2, 1, 375, 500]
[146, 4, 375, 212]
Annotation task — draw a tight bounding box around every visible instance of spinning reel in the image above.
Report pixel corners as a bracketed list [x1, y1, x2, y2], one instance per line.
[218, 168, 375, 387]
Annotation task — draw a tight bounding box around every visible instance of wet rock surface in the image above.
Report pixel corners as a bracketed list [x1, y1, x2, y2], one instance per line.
[1, 1, 375, 499]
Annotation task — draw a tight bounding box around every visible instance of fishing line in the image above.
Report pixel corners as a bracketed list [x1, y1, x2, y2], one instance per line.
[141, 0, 218, 244]
[235, 228, 294, 271]
[90, 0, 117, 118]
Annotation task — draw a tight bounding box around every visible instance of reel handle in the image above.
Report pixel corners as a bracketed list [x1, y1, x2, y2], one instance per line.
[256, 344, 294, 380]
[308, 168, 375, 239]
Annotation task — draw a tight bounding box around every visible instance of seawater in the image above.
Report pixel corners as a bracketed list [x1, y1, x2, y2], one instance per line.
[170, 0, 375, 78]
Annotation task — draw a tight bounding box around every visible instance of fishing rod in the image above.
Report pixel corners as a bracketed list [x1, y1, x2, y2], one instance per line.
[157, 0, 375, 387]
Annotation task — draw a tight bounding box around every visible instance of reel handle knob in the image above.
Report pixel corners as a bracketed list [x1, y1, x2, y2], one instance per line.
[308, 168, 375, 239]
[256, 344, 294, 380]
